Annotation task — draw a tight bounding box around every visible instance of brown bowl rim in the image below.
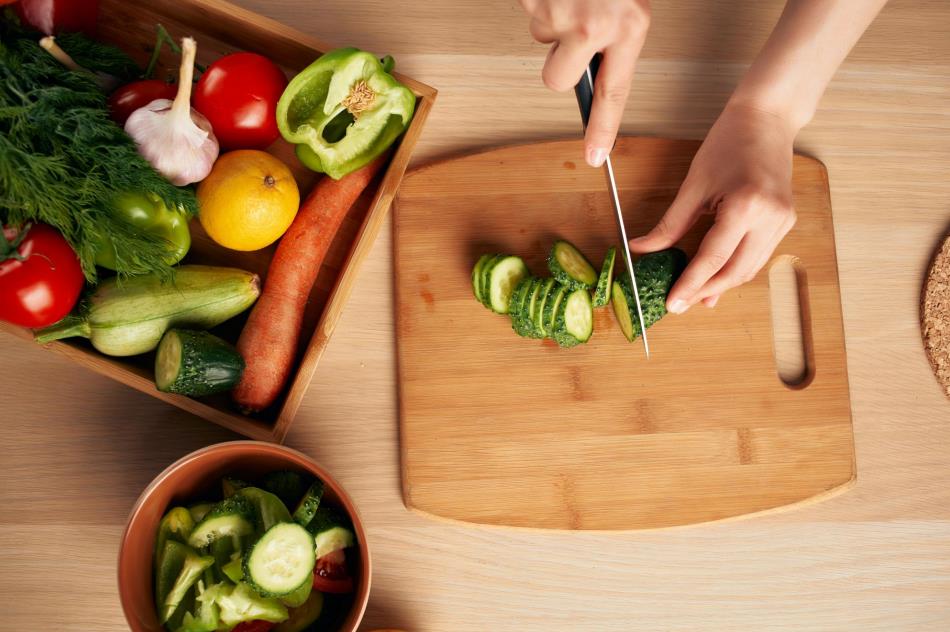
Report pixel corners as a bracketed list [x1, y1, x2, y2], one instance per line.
[117, 440, 371, 631]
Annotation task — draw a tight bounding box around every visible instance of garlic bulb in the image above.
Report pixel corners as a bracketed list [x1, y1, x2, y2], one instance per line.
[125, 37, 218, 186]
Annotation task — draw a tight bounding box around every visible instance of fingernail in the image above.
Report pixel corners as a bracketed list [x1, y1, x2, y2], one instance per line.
[668, 299, 689, 314]
[629, 235, 646, 243]
[587, 147, 608, 167]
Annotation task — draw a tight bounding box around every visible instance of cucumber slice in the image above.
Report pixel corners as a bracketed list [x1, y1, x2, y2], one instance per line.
[611, 279, 637, 342]
[533, 279, 557, 337]
[548, 240, 597, 289]
[154, 329, 245, 396]
[554, 288, 594, 346]
[484, 255, 529, 314]
[273, 590, 324, 632]
[514, 278, 543, 338]
[308, 507, 356, 558]
[470, 254, 493, 304]
[292, 480, 325, 527]
[478, 254, 504, 308]
[508, 277, 533, 322]
[244, 522, 317, 597]
[592, 246, 617, 307]
[543, 285, 567, 336]
[188, 495, 255, 548]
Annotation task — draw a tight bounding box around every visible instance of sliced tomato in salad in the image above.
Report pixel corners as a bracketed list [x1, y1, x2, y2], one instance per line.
[312, 548, 354, 594]
[230, 621, 276, 632]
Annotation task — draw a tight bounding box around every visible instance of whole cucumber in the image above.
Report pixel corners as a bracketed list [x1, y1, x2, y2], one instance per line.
[34, 265, 260, 356]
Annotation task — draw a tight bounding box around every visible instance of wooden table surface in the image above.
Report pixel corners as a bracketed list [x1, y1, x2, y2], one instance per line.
[2, 1, 949, 629]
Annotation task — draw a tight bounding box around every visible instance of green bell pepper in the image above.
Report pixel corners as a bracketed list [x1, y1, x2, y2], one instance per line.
[276, 47, 416, 180]
[94, 191, 191, 270]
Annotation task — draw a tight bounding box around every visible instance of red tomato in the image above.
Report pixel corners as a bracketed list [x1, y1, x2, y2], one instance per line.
[16, 0, 99, 35]
[193, 52, 287, 150]
[0, 223, 84, 328]
[312, 549, 355, 594]
[230, 622, 275, 632]
[108, 80, 177, 126]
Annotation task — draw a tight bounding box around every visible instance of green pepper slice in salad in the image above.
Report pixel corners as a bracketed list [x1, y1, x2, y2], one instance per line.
[276, 47, 416, 180]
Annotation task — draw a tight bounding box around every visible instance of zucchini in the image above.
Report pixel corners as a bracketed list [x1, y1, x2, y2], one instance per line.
[273, 590, 324, 632]
[484, 255, 529, 314]
[547, 240, 597, 289]
[553, 288, 594, 347]
[309, 508, 356, 559]
[542, 284, 567, 338]
[34, 265, 260, 357]
[292, 480, 325, 527]
[244, 522, 317, 597]
[592, 246, 617, 307]
[471, 254, 493, 304]
[533, 278, 557, 337]
[188, 495, 255, 548]
[238, 487, 293, 532]
[155, 329, 245, 396]
[263, 471, 305, 509]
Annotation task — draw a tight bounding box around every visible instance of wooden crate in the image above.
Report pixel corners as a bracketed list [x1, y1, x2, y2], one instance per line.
[0, 0, 436, 442]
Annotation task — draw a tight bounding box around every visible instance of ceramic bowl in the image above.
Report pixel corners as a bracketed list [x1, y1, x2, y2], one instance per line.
[118, 441, 370, 631]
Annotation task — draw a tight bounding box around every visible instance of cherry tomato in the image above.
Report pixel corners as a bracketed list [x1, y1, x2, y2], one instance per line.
[108, 80, 177, 126]
[0, 223, 84, 328]
[312, 549, 355, 594]
[230, 621, 276, 632]
[193, 52, 287, 150]
[16, 0, 99, 35]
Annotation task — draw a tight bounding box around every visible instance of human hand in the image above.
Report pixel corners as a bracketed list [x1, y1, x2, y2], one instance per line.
[628, 103, 797, 312]
[520, 0, 650, 167]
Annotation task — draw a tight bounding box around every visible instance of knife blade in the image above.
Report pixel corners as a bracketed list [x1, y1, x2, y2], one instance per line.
[573, 55, 650, 357]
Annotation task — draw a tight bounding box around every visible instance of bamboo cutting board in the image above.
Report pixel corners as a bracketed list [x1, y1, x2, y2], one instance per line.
[393, 137, 854, 530]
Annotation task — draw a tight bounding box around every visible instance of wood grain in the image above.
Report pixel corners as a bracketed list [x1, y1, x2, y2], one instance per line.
[0, 0, 436, 443]
[2, 0, 950, 629]
[393, 138, 854, 529]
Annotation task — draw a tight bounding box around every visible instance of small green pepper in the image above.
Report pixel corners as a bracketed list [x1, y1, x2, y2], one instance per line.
[94, 191, 191, 270]
[276, 47, 416, 180]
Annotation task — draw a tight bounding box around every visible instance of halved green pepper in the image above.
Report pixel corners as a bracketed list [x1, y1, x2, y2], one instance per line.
[94, 191, 191, 270]
[276, 47, 416, 180]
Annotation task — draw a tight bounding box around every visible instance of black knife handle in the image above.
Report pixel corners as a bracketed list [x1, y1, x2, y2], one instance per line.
[573, 53, 603, 131]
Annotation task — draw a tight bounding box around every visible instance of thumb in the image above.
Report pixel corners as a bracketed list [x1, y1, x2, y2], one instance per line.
[628, 183, 702, 253]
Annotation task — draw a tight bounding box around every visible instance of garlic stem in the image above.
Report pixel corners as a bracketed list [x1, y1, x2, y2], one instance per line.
[173, 37, 198, 115]
[39, 36, 83, 72]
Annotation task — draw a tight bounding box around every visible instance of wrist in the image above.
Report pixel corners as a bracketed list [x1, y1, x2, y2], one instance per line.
[725, 86, 810, 138]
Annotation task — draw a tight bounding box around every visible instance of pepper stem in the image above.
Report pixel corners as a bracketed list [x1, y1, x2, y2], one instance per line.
[34, 315, 91, 343]
[380, 55, 395, 74]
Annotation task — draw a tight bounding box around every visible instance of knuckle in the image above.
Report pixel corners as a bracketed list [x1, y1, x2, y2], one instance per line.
[702, 251, 730, 271]
[595, 83, 629, 106]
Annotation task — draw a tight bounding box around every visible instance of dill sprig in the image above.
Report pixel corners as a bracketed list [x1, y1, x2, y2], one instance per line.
[0, 16, 198, 282]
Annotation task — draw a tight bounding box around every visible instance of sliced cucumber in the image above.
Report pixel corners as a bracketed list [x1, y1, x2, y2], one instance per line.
[273, 590, 324, 632]
[548, 240, 597, 289]
[514, 278, 543, 338]
[611, 279, 637, 342]
[154, 329, 245, 396]
[244, 522, 317, 597]
[554, 287, 594, 347]
[592, 246, 617, 307]
[308, 508, 356, 558]
[533, 278, 557, 337]
[478, 254, 504, 307]
[188, 495, 255, 548]
[542, 284, 567, 338]
[292, 480, 325, 528]
[471, 254, 493, 304]
[508, 277, 533, 324]
[484, 255, 529, 314]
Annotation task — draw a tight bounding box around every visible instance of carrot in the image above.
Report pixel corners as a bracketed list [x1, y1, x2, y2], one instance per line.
[233, 156, 387, 412]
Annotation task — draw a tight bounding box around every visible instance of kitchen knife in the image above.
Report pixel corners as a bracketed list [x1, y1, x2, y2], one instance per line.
[573, 55, 650, 357]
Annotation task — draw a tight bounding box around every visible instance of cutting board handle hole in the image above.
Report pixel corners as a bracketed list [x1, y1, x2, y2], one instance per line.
[768, 256, 815, 388]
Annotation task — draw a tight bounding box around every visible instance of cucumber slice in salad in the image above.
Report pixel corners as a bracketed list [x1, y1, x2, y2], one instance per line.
[548, 240, 597, 289]
[188, 495, 255, 548]
[292, 480, 325, 528]
[592, 246, 617, 307]
[309, 507, 356, 559]
[553, 288, 594, 347]
[484, 255, 529, 314]
[244, 522, 317, 597]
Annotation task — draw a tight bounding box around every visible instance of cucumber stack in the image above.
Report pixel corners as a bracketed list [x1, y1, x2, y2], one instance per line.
[472, 240, 687, 347]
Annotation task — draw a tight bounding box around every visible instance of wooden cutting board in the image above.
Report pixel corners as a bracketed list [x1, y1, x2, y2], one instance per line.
[393, 137, 854, 530]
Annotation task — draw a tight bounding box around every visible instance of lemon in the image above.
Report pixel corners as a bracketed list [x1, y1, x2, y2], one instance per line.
[198, 150, 300, 251]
